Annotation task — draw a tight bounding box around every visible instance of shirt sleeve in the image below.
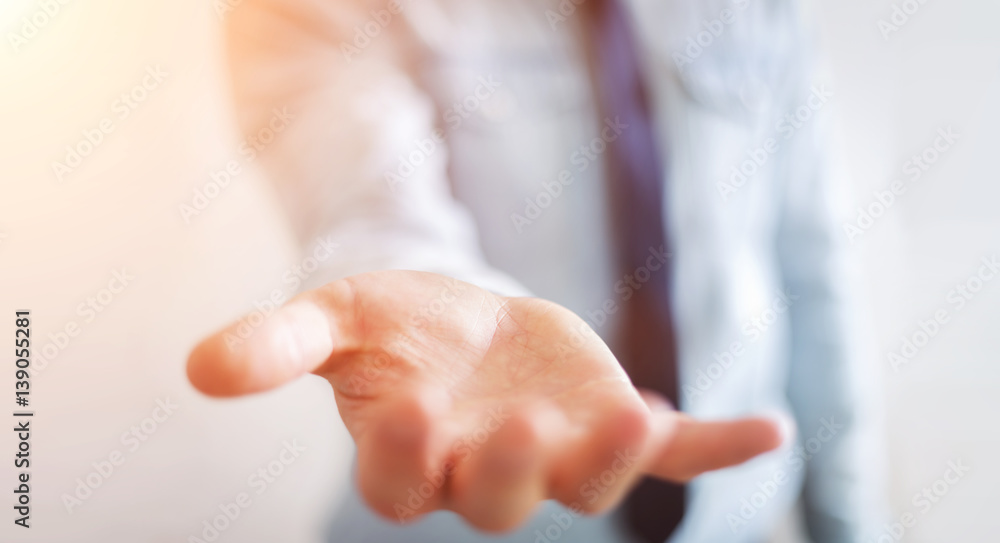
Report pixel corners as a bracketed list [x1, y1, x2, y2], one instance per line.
[224, 0, 531, 297]
[773, 18, 890, 543]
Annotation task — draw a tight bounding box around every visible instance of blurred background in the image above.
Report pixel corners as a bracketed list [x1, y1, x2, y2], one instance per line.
[1, 0, 998, 542]
[809, 1, 1000, 541]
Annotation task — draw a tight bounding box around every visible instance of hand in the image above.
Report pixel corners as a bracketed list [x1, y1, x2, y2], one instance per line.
[187, 271, 783, 532]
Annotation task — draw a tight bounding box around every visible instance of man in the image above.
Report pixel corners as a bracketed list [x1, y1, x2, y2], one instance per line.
[189, 0, 885, 541]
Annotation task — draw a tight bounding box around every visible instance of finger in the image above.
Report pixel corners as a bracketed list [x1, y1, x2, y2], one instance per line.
[187, 279, 360, 397]
[448, 404, 561, 532]
[355, 385, 453, 523]
[549, 396, 654, 514]
[647, 415, 786, 482]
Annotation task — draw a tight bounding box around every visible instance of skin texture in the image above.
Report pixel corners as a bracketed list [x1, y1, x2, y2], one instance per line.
[188, 270, 784, 532]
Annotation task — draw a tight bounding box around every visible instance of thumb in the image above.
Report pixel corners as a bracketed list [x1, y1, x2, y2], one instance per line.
[187, 282, 359, 397]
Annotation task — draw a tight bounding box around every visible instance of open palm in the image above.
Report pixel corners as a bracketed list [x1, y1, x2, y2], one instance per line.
[188, 271, 782, 531]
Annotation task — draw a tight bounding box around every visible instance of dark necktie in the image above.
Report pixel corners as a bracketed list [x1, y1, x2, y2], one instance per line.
[587, 1, 686, 542]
